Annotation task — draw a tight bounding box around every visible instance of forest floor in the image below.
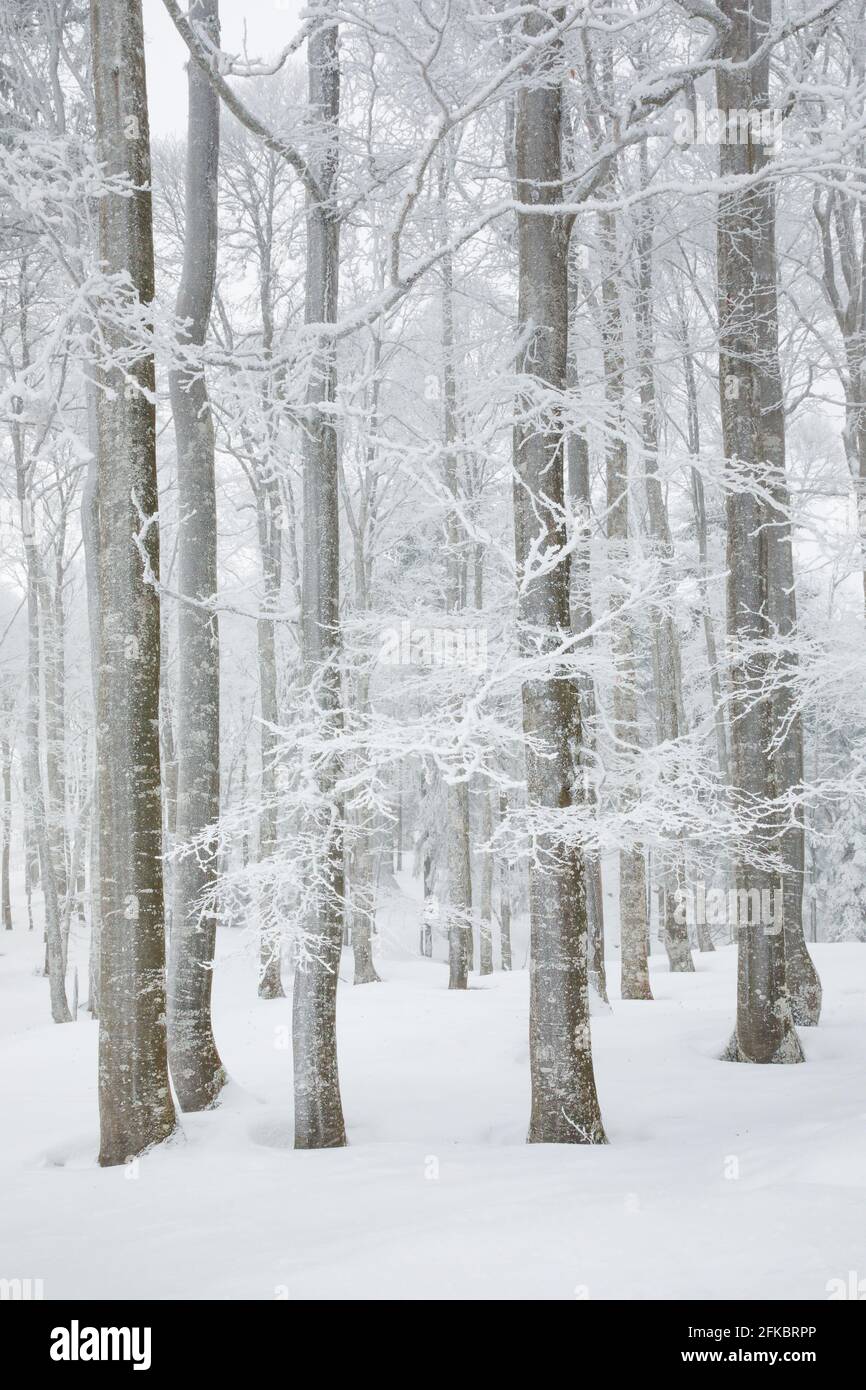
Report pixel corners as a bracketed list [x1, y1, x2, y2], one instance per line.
[1, 904, 865, 1299]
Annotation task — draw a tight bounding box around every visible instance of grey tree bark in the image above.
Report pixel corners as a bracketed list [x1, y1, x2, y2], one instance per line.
[677, 305, 725, 953]
[566, 346, 608, 1005]
[91, 0, 178, 1160]
[82, 386, 102, 1013]
[514, 10, 605, 1144]
[678, 303, 731, 789]
[753, 176, 821, 1027]
[717, 0, 805, 1062]
[166, 0, 227, 1111]
[597, 203, 652, 1001]
[757, 263, 822, 1022]
[634, 183, 694, 975]
[293, 1, 347, 1149]
[496, 795, 513, 972]
[439, 168, 473, 991]
[421, 840, 435, 958]
[255, 477, 285, 999]
[446, 780, 473, 989]
[814, 147, 866, 617]
[12, 420, 69, 1021]
[1, 735, 11, 933]
[342, 359, 382, 986]
[477, 785, 494, 976]
[39, 543, 68, 918]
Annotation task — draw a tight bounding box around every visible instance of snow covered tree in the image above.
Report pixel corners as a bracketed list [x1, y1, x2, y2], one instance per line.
[91, 0, 177, 1162]
[513, 5, 605, 1145]
[292, 0, 347, 1149]
[166, 0, 227, 1112]
[716, 0, 809, 1063]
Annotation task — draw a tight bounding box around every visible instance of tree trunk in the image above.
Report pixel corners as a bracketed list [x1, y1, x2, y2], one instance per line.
[344, 364, 381, 987]
[159, 610, 178, 916]
[566, 331, 608, 1005]
[394, 775, 403, 872]
[496, 795, 513, 972]
[349, 820, 379, 985]
[514, 13, 605, 1144]
[749, 70, 820, 1030]
[439, 183, 474, 990]
[1, 734, 12, 931]
[91, 0, 178, 1161]
[293, 2, 347, 1149]
[634, 182, 694, 975]
[24, 812, 35, 932]
[14, 435, 69, 1021]
[477, 786, 494, 976]
[680, 310, 731, 787]
[597, 200, 652, 1002]
[717, 0, 804, 1063]
[82, 385, 102, 1014]
[167, 0, 227, 1110]
[348, 670, 380, 986]
[446, 781, 472, 988]
[422, 845, 434, 958]
[39, 557, 68, 915]
[256, 479, 285, 999]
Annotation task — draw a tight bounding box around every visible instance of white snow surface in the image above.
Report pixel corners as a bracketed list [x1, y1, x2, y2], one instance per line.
[1, 893, 865, 1300]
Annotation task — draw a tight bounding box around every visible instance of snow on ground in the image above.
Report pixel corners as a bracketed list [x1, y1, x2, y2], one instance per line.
[1, 893, 865, 1300]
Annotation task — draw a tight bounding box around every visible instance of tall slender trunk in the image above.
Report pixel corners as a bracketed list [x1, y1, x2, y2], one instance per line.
[634, 180, 694, 975]
[814, 164, 866, 618]
[680, 312, 723, 953]
[498, 874, 512, 972]
[477, 786, 494, 976]
[394, 772, 403, 872]
[345, 363, 381, 987]
[440, 188, 473, 990]
[446, 781, 472, 988]
[1, 732, 12, 931]
[82, 385, 102, 1013]
[293, 2, 347, 1150]
[421, 843, 434, 958]
[514, 12, 605, 1144]
[13, 430, 69, 1021]
[24, 813, 35, 932]
[717, 0, 804, 1063]
[158, 591, 179, 914]
[167, 0, 227, 1110]
[91, 0, 178, 1161]
[679, 310, 731, 787]
[758, 254, 822, 1023]
[39, 556, 67, 911]
[348, 808, 379, 984]
[256, 480, 285, 998]
[566, 323, 608, 1005]
[497, 796, 513, 973]
[597, 202, 652, 1001]
[348, 665, 380, 985]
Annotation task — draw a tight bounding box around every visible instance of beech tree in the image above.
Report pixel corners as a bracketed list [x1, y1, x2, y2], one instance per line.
[167, 0, 227, 1112]
[292, 0, 347, 1149]
[716, 0, 807, 1063]
[91, 0, 177, 1162]
[513, 6, 605, 1145]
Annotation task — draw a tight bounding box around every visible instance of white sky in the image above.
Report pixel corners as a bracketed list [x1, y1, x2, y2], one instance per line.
[143, 0, 305, 137]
